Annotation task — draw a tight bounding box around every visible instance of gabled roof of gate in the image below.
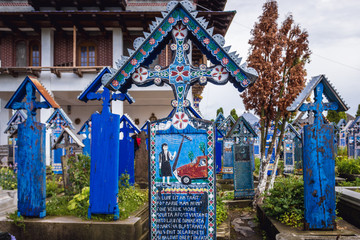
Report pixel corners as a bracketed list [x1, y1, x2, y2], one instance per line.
[5, 76, 59, 109]
[287, 74, 348, 112]
[46, 108, 75, 130]
[102, 0, 258, 93]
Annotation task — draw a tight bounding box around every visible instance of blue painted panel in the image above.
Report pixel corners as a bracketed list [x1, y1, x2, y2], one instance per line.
[88, 113, 120, 219]
[119, 130, 135, 185]
[82, 138, 91, 156]
[233, 144, 254, 199]
[303, 124, 335, 230]
[215, 130, 223, 174]
[285, 153, 293, 165]
[254, 144, 260, 155]
[294, 137, 303, 171]
[17, 121, 46, 218]
[222, 139, 234, 179]
[53, 148, 63, 174]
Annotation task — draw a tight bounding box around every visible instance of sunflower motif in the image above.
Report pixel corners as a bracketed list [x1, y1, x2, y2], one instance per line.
[211, 66, 229, 83]
[132, 67, 148, 82]
[172, 24, 187, 40]
[172, 112, 189, 130]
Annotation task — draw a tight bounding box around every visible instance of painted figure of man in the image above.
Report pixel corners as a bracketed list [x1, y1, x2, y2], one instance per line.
[159, 143, 176, 186]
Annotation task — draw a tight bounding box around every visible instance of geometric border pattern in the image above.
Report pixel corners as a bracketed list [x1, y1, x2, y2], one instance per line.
[149, 122, 216, 239]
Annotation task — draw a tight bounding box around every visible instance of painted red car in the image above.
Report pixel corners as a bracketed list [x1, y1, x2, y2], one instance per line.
[175, 156, 208, 185]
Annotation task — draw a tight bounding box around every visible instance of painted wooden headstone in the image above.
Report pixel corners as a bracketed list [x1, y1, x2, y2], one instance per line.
[287, 74, 348, 230]
[214, 113, 225, 174]
[220, 115, 236, 180]
[77, 118, 91, 156]
[78, 67, 134, 220]
[337, 119, 347, 148]
[348, 117, 360, 159]
[101, 1, 257, 238]
[283, 123, 301, 174]
[47, 108, 75, 174]
[5, 76, 60, 218]
[52, 126, 84, 192]
[227, 116, 257, 199]
[119, 114, 140, 185]
[4, 110, 27, 165]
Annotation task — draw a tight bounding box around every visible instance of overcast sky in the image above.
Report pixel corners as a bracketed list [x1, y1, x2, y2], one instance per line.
[199, 0, 360, 120]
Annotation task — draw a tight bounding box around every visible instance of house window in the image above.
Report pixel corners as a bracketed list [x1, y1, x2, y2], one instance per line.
[30, 43, 40, 66]
[79, 43, 96, 66]
[15, 41, 27, 67]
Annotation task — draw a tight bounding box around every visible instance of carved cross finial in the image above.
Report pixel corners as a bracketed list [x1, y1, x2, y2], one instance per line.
[131, 22, 230, 130]
[299, 82, 338, 127]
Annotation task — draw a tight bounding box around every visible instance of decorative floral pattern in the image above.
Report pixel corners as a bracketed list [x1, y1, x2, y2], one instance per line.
[130, 59, 138, 66]
[222, 57, 229, 65]
[149, 38, 156, 45]
[112, 80, 119, 87]
[168, 17, 175, 24]
[170, 44, 177, 51]
[172, 112, 189, 130]
[154, 78, 162, 85]
[211, 66, 229, 82]
[203, 38, 210, 45]
[154, 65, 161, 72]
[183, 17, 189, 23]
[183, 43, 189, 51]
[132, 67, 148, 82]
[173, 24, 187, 39]
[171, 66, 189, 82]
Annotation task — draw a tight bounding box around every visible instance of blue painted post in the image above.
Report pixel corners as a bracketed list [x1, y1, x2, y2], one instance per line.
[88, 111, 120, 220]
[88, 88, 120, 220]
[233, 144, 254, 199]
[303, 125, 335, 229]
[222, 139, 234, 179]
[17, 121, 46, 218]
[119, 121, 135, 185]
[215, 127, 223, 174]
[5, 77, 59, 218]
[300, 83, 338, 230]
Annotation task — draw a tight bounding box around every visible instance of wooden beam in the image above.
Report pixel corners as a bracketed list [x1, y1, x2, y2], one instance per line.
[73, 25, 76, 67]
[73, 68, 83, 78]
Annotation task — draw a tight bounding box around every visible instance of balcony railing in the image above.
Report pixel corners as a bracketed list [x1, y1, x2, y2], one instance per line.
[0, 66, 106, 78]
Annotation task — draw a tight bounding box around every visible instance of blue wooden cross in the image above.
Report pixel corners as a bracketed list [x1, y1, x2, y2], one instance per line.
[5, 76, 59, 218]
[299, 82, 338, 127]
[287, 75, 348, 230]
[47, 108, 74, 174]
[78, 68, 135, 220]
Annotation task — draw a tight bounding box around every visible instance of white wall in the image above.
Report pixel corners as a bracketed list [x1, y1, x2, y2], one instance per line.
[124, 105, 173, 127]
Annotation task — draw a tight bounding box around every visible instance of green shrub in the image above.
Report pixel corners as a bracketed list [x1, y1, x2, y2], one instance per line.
[336, 156, 360, 175]
[0, 166, 17, 190]
[68, 154, 91, 194]
[118, 173, 147, 219]
[216, 191, 233, 226]
[46, 173, 64, 197]
[339, 178, 360, 187]
[254, 157, 260, 175]
[262, 176, 304, 228]
[337, 147, 347, 157]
